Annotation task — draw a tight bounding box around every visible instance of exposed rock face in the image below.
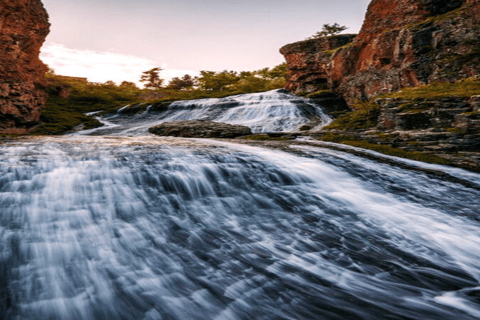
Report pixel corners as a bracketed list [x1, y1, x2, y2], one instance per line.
[376, 97, 476, 131]
[279, 35, 356, 93]
[0, 0, 50, 133]
[149, 121, 252, 138]
[281, 0, 480, 105]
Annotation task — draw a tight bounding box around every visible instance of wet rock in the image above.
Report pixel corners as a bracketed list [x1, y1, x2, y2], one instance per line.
[0, 0, 50, 133]
[148, 120, 252, 138]
[470, 95, 480, 111]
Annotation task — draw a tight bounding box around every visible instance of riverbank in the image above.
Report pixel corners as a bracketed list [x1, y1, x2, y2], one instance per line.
[295, 78, 480, 173]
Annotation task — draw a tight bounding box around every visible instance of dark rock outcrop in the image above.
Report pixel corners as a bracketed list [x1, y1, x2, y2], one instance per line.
[376, 97, 475, 131]
[281, 0, 480, 105]
[149, 120, 252, 138]
[0, 0, 50, 133]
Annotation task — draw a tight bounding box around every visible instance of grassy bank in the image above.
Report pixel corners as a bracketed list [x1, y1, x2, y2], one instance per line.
[322, 78, 480, 132]
[318, 133, 453, 165]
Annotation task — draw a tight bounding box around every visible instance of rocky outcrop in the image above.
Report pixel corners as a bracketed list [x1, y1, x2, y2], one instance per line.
[279, 35, 356, 93]
[376, 97, 476, 131]
[0, 0, 50, 133]
[281, 0, 480, 105]
[149, 120, 252, 138]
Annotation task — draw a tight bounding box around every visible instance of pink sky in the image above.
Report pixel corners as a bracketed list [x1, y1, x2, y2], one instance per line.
[40, 0, 371, 85]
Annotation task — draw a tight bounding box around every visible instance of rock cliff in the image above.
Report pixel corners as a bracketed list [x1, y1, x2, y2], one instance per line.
[281, 0, 480, 105]
[0, 0, 50, 133]
[279, 35, 356, 93]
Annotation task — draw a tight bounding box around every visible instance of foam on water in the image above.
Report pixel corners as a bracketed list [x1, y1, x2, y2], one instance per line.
[1, 136, 480, 319]
[72, 90, 331, 136]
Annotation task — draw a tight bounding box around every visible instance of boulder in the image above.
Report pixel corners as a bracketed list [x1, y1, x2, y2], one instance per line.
[148, 120, 252, 138]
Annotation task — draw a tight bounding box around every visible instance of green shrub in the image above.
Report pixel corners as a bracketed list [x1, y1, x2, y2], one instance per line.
[323, 102, 381, 130]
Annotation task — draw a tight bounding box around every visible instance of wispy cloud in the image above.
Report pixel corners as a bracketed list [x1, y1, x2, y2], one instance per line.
[40, 43, 198, 87]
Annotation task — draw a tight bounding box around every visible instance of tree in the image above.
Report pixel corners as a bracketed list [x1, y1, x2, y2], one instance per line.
[167, 74, 195, 90]
[103, 80, 116, 87]
[195, 70, 239, 91]
[119, 81, 139, 90]
[140, 67, 164, 89]
[308, 23, 348, 39]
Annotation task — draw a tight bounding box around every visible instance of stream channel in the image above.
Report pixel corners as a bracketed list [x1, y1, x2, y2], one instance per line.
[1, 90, 480, 319]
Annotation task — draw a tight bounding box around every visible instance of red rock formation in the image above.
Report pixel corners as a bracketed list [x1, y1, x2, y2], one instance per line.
[0, 0, 50, 133]
[279, 35, 356, 93]
[281, 0, 480, 105]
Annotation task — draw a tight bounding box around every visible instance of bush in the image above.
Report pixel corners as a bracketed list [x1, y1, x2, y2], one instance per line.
[324, 102, 381, 130]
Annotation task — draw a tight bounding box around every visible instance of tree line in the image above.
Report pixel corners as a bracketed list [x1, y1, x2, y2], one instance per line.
[138, 63, 287, 92]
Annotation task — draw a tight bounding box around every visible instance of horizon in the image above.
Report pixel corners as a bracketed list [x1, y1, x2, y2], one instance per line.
[39, 0, 371, 87]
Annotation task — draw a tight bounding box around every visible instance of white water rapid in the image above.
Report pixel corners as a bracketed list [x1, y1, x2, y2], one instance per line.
[1, 90, 480, 320]
[73, 90, 331, 136]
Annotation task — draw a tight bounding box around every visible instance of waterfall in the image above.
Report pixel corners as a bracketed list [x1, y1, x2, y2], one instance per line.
[73, 89, 331, 136]
[1, 90, 480, 319]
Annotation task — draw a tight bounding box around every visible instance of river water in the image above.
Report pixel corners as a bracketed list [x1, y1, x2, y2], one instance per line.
[1, 90, 480, 319]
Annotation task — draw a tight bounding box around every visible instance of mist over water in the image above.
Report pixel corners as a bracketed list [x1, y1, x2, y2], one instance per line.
[1, 91, 480, 319]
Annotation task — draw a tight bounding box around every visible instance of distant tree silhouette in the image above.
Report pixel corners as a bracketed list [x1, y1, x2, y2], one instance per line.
[167, 74, 195, 90]
[308, 23, 348, 39]
[119, 81, 138, 90]
[140, 67, 164, 89]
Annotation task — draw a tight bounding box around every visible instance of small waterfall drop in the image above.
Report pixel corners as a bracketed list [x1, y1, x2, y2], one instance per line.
[73, 89, 331, 136]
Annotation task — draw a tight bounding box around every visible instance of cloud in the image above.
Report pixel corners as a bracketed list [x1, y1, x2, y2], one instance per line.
[40, 43, 198, 87]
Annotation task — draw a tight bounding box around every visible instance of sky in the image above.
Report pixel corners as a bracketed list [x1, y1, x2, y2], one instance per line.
[39, 0, 371, 86]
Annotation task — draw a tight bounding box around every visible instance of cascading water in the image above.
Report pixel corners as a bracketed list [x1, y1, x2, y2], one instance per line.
[1, 90, 480, 320]
[73, 89, 331, 136]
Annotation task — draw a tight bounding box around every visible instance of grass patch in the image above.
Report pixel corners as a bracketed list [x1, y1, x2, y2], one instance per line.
[299, 125, 312, 131]
[377, 78, 480, 100]
[323, 102, 381, 130]
[325, 42, 355, 57]
[343, 141, 453, 165]
[30, 83, 140, 135]
[405, 5, 468, 30]
[318, 133, 452, 165]
[446, 127, 464, 133]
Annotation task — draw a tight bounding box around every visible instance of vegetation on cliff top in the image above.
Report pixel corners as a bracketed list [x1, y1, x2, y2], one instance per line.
[306, 23, 349, 40]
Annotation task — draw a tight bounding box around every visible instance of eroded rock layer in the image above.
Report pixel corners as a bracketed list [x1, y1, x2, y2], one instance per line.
[0, 0, 50, 133]
[281, 0, 480, 105]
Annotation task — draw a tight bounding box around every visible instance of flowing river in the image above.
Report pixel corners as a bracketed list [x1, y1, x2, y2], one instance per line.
[1, 90, 480, 319]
